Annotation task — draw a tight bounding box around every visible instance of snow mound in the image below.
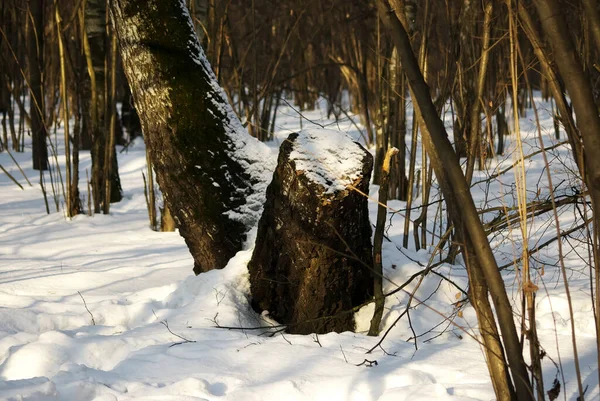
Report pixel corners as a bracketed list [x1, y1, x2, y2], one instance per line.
[0, 377, 58, 401]
[290, 129, 367, 195]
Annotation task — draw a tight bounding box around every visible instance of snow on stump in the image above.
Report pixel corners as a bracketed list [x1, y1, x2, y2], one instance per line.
[248, 129, 374, 334]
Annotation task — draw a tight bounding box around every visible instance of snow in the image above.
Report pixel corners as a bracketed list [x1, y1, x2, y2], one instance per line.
[290, 129, 367, 195]
[0, 95, 599, 400]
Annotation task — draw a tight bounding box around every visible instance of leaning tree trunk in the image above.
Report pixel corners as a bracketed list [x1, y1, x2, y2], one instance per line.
[27, 0, 48, 171]
[249, 129, 374, 334]
[110, 0, 269, 274]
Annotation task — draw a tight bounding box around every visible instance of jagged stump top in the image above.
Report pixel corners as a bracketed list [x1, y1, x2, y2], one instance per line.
[287, 129, 370, 197]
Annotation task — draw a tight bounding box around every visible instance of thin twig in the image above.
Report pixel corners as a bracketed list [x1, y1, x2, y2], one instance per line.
[0, 163, 24, 190]
[6, 149, 32, 186]
[356, 359, 378, 367]
[339, 345, 349, 363]
[77, 291, 95, 326]
[152, 310, 196, 347]
[280, 98, 326, 128]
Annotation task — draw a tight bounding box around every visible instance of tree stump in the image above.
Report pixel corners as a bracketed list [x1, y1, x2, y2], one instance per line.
[249, 129, 374, 334]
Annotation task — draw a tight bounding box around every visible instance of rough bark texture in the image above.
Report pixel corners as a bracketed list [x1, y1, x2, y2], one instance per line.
[111, 0, 261, 274]
[249, 132, 374, 334]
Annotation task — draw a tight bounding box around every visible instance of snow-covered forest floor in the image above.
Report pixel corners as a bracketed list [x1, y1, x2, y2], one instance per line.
[0, 96, 598, 401]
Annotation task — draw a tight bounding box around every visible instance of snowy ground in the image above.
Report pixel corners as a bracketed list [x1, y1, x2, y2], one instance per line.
[0, 96, 598, 400]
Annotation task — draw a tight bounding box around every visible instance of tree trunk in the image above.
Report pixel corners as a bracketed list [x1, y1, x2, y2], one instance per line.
[249, 130, 374, 334]
[465, 1, 493, 185]
[389, 57, 408, 201]
[369, 147, 398, 336]
[27, 0, 48, 171]
[103, 31, 118, 214]
[0, 73, 9, 151]
[86, 0, 122, 212]
[110, 0, 268, 274]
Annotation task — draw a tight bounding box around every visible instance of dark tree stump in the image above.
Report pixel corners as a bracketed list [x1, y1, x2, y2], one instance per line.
[249, 130, 374, 334]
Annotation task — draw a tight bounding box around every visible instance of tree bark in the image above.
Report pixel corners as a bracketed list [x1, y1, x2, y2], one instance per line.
[389, 67, 408, 201]
[110, 0, 265, 273]
[27, 0, 48, 171]
[369, 147, 398, 336]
